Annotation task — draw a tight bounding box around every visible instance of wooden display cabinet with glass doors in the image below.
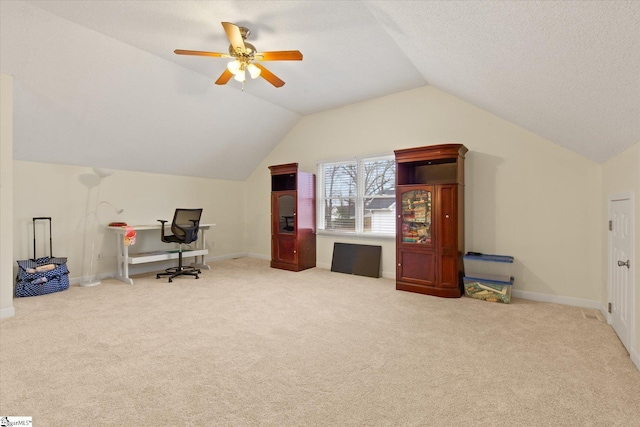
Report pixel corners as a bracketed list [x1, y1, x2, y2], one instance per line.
[395, 144, 468, 297]
[269, 163, 316, 272]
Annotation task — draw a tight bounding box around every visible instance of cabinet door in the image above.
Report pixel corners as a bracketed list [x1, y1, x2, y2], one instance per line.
[274, 192, 296, 235]
[397, 186, 434, 247]
[397, 249, 436, 286]
[437, 185, 458, 288]
[271, 192, 298, 264]
[273, 234, 297, 263]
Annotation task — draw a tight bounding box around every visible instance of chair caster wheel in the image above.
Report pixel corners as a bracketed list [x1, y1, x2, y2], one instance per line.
[195, 275, 199, 279]
[168, 279, 173, 283]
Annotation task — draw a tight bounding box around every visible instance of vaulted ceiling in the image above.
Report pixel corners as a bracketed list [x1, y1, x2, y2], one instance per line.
[1, 1, 638, 180]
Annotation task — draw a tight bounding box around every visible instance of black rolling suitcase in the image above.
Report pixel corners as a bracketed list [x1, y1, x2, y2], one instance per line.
[15, 217, 70, 297]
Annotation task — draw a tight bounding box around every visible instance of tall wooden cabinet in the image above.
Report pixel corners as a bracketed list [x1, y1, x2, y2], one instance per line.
[394, 144, 468, 297]
[269, 163, 316, 272]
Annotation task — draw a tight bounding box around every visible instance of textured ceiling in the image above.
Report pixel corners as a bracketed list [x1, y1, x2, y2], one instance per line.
[1, 1, 638, 180]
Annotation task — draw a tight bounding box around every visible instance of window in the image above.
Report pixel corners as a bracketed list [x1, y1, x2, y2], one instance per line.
[317, 156, 396, 236]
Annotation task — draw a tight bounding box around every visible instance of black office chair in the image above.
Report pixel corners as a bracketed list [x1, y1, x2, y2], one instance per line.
[156, 208, 203, 282]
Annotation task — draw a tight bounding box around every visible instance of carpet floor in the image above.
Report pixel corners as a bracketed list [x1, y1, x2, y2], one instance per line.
[1, 257, 639, 426]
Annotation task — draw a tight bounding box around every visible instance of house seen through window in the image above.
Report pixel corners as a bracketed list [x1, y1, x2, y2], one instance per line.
[317, 156, 396, 236]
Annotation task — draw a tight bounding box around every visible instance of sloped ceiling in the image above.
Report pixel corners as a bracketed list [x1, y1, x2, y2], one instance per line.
[1, 1, 638, 180]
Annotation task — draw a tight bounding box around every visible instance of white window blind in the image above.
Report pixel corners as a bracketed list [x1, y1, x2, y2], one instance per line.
[317, 156, 395, 236]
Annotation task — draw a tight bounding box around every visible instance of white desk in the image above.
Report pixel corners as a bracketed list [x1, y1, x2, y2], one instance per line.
[107, 223, 214, 284]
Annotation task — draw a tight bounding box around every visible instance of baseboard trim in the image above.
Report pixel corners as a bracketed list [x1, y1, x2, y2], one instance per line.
[0, 306, 15, 319]
[511, 289, 601, 309]
[69, 272, 116, 286]
[631, 347, 640, 372]
[316, 262, 330, 270]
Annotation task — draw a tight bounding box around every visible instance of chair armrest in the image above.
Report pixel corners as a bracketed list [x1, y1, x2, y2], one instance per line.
[158, 219, 168, 241]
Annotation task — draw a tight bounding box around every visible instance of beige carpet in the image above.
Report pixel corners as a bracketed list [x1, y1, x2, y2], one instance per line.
[1, 257, 639, 426]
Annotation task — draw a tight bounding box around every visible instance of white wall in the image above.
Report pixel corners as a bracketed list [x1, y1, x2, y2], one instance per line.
[13, 162, 246, 283]
[601, 142, 640, 368]
[1, 73, 15, 318]
[245, 86, 603, 303]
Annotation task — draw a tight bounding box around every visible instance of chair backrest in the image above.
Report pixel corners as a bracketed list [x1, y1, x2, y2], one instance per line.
[171, 208, 203, 244]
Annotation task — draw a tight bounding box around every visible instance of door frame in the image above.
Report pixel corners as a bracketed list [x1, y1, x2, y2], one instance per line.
[607, 191, 636, 355]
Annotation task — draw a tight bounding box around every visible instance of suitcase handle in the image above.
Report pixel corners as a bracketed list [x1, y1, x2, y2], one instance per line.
[33, 217, 53, 260]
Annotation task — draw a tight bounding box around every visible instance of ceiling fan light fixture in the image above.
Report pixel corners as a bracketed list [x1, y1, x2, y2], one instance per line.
[227, 60, 241, 74]
[233, 69, 246, 82]
[247, 63, 261, 79]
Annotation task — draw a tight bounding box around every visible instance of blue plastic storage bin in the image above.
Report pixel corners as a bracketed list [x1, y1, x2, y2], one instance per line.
[463, 253, 514, 282]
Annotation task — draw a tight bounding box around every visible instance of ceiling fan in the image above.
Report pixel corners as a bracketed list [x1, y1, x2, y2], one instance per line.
[174, 22, 303, 88]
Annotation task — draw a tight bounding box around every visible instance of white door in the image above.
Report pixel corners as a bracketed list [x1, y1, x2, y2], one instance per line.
[609, 196, 633, 353]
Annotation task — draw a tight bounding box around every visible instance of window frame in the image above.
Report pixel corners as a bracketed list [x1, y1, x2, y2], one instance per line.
[317, 154, 396, 238]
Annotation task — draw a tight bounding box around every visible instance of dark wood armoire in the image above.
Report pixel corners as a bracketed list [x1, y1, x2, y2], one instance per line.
[269, 163, 316, 271]
[394, 144, 468, 297]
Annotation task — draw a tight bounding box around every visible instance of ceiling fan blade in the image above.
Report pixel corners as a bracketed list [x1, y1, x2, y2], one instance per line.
[174, 49, 230, 58]
[254, 63, 285, 88]
[222, 22, 246, 53]
[256, 51, 303, 61]
[215, 69, 234, 85]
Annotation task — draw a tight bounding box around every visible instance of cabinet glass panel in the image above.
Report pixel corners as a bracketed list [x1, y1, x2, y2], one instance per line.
[278, 194, 295, 234]
[400, 189, 431, 244]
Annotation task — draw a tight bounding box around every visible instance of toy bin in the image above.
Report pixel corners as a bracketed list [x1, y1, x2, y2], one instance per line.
[463, 253, 514, 279]
[463, 276, 513, 303]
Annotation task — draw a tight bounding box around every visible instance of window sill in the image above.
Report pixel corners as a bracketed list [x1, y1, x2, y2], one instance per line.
[317, 230, 396, 240]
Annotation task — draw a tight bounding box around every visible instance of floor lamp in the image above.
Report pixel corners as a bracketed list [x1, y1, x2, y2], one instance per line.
[79, 167, 123, 287]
